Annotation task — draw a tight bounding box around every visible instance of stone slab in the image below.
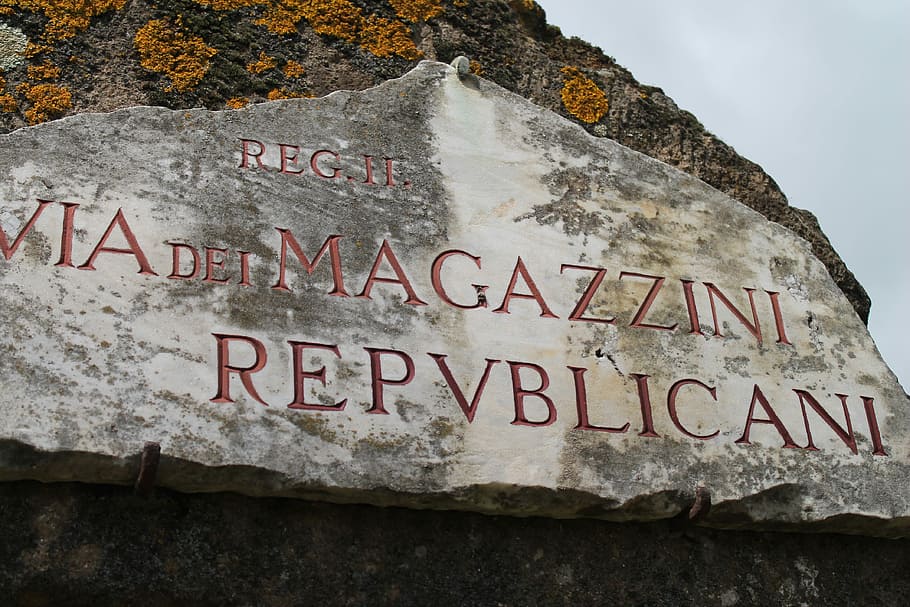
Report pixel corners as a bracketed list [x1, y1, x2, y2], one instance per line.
[0, 61, 907, 536]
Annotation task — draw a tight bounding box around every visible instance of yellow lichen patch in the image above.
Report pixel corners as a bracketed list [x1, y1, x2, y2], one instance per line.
[17, 81, 71, 124]
[24, 42, 53, 58]
[283, 59, 304, 78]
[267, 87, 310, 100]
[0, 71, 15, 112]
[27, 60, 61, 81]
[453, 0, 467, 7]
[193, 0, 263, 10]
[388, 0, 443, 22]
[297, 0, 364, 42]
[255, 3, 302, 35]
[134, 18, 218, 93]
[246, 51, 277, 74]
[359, 15, 421, 59]
[560, 66, 608, 124]
[225, 96, 249, 109]
[16, 0, 127, 41]
[0, 6, 13, 15]
[256, 0, 367, 40]
[469, 59, 483, 76]
[0, 93, 15, 112]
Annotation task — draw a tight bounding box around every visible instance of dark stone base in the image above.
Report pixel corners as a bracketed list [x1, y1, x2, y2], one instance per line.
[0, 481, 907, 606]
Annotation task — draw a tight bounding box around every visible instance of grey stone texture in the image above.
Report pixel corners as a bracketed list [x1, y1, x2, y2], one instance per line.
[0, 62, 907, 539]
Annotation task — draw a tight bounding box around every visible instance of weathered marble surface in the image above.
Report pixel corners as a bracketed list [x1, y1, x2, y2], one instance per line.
[0, 61, 906, 536]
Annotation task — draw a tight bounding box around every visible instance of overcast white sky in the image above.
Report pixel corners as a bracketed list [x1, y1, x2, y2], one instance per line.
[536, 0, 909, 391]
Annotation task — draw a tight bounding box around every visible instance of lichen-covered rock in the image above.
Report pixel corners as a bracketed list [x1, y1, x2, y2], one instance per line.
[0, 0, 870, 320]
[0, 62, 906, 537]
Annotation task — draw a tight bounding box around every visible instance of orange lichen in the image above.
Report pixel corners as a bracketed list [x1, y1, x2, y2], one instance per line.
[297, 0, 364, 42]
[560, 66, 608, 124]
[0, 6, 13, 15]
[193, 0, 262, 10]
[0, 93, 15, 112]
[283, 59, 305, 78]
[256, 0, 366, 40]
[453, 0, 467, 7]
[226, 96, 249, 109]
[24, 42, 53, 58]
[388, 0, 442, 22]
[0, 74, 14, 112]
[16, 0, 127, 41]
[253, 0, 422, 60]
[267, 87, 310, 100]
[469, 59, 483, 75]
[27, 60, 61, 81]
[359, 15, 421, 59]
[246, 51, 277, 74]
[17, 81, 71, 124]
[255, 3, 301, 35]
[134, 18, 218, 92]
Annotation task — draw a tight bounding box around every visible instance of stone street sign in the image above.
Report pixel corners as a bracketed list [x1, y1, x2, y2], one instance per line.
[0, 61, 907, 537]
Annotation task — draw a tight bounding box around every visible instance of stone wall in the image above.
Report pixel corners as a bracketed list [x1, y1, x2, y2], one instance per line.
[1, 480, 907, 606]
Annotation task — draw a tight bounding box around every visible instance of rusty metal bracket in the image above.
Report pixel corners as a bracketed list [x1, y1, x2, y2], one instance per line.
[134, 441, 160, 497]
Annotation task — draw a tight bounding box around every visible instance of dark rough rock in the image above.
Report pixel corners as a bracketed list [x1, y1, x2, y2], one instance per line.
[1, 480, 908, 606]
[0, 0, 869, 321]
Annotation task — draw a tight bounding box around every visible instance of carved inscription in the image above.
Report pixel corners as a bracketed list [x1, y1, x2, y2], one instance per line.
[0, 136, 890, 459]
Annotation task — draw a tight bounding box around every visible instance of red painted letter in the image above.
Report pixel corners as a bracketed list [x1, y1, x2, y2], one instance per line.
[429, 353, 500, 423]
[54, 202, 80, 268]
[508, 361, 557, 426]
[364, 347, 415, 414]
[204, 247, 231, 284]
[210, 333, 269, 406]
[704, 282, 762, 344]
[681, 279, 703, 336]
[272, 230, 348, 296]
[167, 242, 200, 280]
[620, 271, 677, 331]
[766, 290, 792, 345]
[735, 385, 799, 448]
[862, 396, 888, 456]
[570, 366, 629, 433]
[77, 208, 158, 275]
[667, 379, 719, 440]
[239, 138, 267, 170]
[357, 239, 427, 306]
[794, 389, 857, 454]
[493, 257, 558, 318]
[310, 150, 342, 179]
[0, 199, 53, 261]
[560, 264, 616, 324]
[288, 341, 347, 411]
[431, 249, 488, 309]
[279, 144, 305, 175]
[631, 373, 660, 437]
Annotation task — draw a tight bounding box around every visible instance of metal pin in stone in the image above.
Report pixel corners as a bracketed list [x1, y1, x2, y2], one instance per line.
[450, 55, 471, 76]
[134, 441, 161, 497]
